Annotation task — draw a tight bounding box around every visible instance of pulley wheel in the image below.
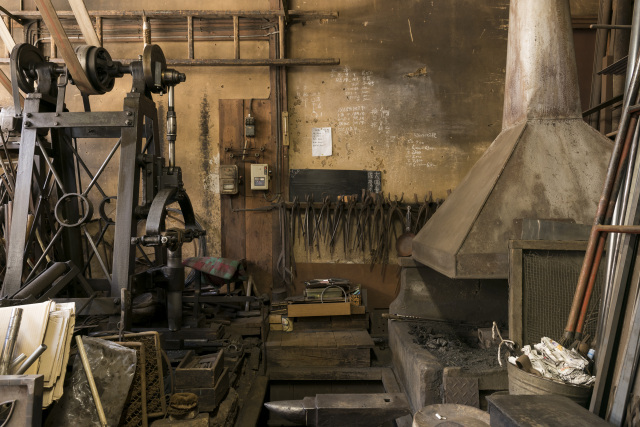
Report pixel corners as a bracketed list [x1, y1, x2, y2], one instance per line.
[75, 45, 116, 94]
[142, 44, 167, 93]
[10, 44, 45, 93]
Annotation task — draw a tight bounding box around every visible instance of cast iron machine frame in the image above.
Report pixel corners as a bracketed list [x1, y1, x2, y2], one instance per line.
[0, 41, 204, 331]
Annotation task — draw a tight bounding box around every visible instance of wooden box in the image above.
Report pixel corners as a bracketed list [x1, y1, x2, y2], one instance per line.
[287, 302, 351, 317]
[175, 350, 224, 389]
[176, 368, 230, 412]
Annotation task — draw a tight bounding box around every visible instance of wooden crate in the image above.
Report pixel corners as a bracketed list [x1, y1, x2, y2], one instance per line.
[175, 350, 225, 389]
[266, 330, 374, 368]
[287, 302, 351, 317]
[176, 368, 230, 412]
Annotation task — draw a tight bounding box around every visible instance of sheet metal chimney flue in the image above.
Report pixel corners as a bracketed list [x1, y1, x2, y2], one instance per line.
[502, 0, 581, 127]
[411, 0, 612, 279]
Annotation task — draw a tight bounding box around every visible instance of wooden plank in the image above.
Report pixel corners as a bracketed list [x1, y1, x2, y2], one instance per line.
[350, 330, 375, 348]
[266, 331, 282, 348]
[287, 302, 351, 317]
[279, 331, 305, 347]
[314, 331, 336, 348]
[219, 99, 246, 261]
[267, 347, 369, 368]
[268, 366, 382, 381]
[0, 16, 15, 51]
[68, 0, 101, 47]
[508, 240, 588, 251]
[235, 376, 268, 427]
[509, 247, 524, 347]
[243, 99, 275, 295]
[187, 16, 194, 59]
[0, 70, 22, 107]
[233, 16, 239, 59]
[333, 331, 357, 348]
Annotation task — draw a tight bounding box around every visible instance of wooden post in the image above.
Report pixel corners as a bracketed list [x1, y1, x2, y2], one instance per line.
[278, 15, 284, 59]
[95, 17, 102, 46]
[68, 0, 101, 47]
[187, 16, 194, 59]
[233, 16, 239, 59]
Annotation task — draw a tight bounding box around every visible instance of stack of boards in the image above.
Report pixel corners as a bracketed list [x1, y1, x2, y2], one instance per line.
[0, 301, 76, 407]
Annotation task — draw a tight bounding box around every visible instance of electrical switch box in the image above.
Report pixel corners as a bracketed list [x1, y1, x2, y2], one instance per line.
[245, 115, 256, 137]
[219, 165, 239, 195]
[251, 164, 269, 190]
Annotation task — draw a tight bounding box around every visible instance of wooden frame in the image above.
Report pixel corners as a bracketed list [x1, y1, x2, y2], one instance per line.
[508, 240, 589, 347]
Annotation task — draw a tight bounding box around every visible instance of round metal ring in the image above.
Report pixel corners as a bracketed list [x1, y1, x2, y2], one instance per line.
[98, 196, 117, 225]
[54, 193, 94, 228]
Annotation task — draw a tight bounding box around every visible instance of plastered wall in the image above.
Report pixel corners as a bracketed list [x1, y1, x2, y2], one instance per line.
[0, 0, 600, 274]
[0, 0, 273, 257]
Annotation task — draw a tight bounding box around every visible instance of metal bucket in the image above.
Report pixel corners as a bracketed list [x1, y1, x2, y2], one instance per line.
[507, 362, 593, 408]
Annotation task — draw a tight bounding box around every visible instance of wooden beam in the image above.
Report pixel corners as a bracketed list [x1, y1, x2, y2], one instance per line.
[187, 16, 194, 59]
[0, 16, 15, 52]
[1, 9, 338, 20]
[95, 16, 102, 46]
[278, 15, 284, 59]
[0, 69, 23, 107]
[68, 0, 101, 47]
[233, 16, 239, 59]
[33, 0, 97, 94]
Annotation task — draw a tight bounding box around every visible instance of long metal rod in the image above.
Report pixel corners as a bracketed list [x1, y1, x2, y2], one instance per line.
[75, 137, 120, 198]
[82, 222, 109, 274]
[15, 344, 46, 374]
[23, 226, 63, 284]
[0, 308, 22, 375]
[82, 226, 111, 281]
[562, 49, 640, 344]
[576, 116, 640, 337]
[35, 138, 65, 191]
[75, 336, 107, 427]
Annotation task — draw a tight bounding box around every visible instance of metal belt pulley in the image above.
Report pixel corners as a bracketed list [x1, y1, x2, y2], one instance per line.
[75, 45, 124, 94]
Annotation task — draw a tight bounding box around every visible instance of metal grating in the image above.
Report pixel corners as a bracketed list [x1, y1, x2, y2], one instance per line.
[522, 250, 604, 345]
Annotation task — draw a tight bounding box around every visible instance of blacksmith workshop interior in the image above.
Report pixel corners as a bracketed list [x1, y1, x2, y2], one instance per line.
[7, 0, 640, 426]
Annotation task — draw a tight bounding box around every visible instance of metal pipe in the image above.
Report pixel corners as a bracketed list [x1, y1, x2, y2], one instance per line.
[9, 353, 25, 373]
[603, 1, 640, 327]
[142, 14, 151, 46]
[625, 1, 640, 95]
[16, 344, 46, 374]
[575, 115, 639, 339]
[0, 308, 22, 375]
[562, 47, 640, 343]
[591, 24, 632, 29]
[12, 261, 67, 299]
[75, 336, 107, 427]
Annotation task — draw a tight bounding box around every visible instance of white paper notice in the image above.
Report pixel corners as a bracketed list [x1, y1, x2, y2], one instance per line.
[312, 127, 332, 157]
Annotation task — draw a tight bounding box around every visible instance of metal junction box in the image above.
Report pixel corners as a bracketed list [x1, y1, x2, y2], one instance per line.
[219, 165, 239, 195]
[251, 164, 269, 190]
